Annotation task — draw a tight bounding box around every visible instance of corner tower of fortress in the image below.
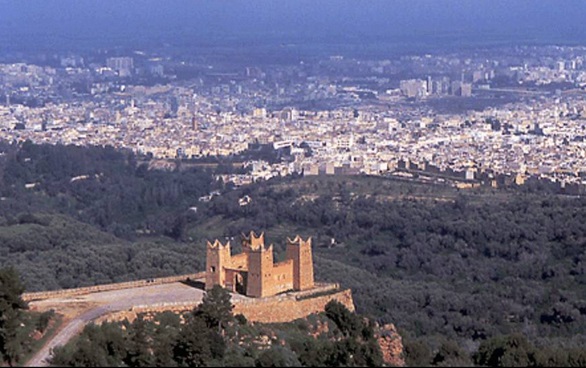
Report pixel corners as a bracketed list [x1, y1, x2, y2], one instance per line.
[286, 235, 314, 291]
[205, 239, 231, 290]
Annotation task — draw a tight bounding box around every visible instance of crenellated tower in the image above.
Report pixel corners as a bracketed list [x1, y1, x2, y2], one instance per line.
[205, 239, 231, 290]
[245, 232, 274, 297]
[286, 235, 315, 291]
[241, 231, 265, 254]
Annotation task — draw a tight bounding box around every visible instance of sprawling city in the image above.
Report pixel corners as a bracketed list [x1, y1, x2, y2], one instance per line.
[2, 44, 586, 193]
[1, 1, 586, 367]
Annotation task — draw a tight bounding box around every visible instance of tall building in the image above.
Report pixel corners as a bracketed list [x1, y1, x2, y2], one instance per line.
[472, 70, 484, 83]
[280, 108, 298, 122]
[451, 81, 462, 96]
[461, 83, 472, 97]
[106, 57, 134, 77]
[451, 81, 472, 97]
[427, 76, 433, 94]
[400, 79, 428, 98]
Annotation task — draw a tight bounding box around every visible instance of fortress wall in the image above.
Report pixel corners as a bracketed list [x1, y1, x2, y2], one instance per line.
[96, 284, 355, 325]
[293, 282, 340, 299]
[22, 272, 206, 302]
[229, 253, 248, 269]
[265, 260, 294, 296]
[233, 288, 355, 323]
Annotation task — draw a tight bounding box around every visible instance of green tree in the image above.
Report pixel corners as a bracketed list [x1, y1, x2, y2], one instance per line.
[222, 349, 256, 367]
[51, 323, 125, 367]
[533, 347, 569, 367]
[0, 267, 27, 366]
[124, 315, 154, 367]
[152, 311, 181, 367]
[295, 338, 333, 367]
[474, 333, 538, 367]
[567, 348, 586, 367]
[432, 339, 471, 366]
[324, 300, 362, 338]
[194, 285, 234, 332]
[353, 338, 384, 367]
[52, 337, 109, 367]
[404, 338, 432, 367]
[36, 309, 55, 334]
[173, 316, 214, 367]
[255, 345, 301, 367]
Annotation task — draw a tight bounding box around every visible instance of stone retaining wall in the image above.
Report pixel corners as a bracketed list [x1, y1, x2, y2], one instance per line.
[233, 288, 355, 323]
[98, 284, 355, 325]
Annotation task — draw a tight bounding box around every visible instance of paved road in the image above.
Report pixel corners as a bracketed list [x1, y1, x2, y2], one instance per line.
[25, 282, 207, 367]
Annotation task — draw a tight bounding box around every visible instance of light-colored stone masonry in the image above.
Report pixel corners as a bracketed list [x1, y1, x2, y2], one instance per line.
[97, 282, 354, 324]
[233, 288, 354, 323]
[24, 271, 354, 327]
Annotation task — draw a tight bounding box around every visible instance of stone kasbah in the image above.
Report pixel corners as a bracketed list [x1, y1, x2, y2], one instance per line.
[206, 231, 314, 298]
[97, 230, 405, 366]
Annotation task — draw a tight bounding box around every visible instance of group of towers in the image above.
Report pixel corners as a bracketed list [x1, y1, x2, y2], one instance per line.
[205, 231, 314, 298]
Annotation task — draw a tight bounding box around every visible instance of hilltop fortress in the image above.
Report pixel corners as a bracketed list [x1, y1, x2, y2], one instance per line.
[206, 231, 314, 298]
[25, 231, 357, 343]
[24, 230, 369, 365]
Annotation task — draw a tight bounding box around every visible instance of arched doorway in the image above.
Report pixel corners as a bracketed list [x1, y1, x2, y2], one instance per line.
[234, 273, 246, 295]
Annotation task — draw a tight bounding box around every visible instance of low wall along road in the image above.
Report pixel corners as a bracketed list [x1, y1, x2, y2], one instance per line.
[22, 272, 206, 302]
[24, 274, 354, 367]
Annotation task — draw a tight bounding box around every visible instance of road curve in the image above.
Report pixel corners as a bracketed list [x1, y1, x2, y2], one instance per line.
[25, 282, 207, 367]
[26, 307, 110, 367]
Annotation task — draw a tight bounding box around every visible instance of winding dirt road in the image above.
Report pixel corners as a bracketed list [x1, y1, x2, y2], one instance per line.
[25, 282, 207, 367]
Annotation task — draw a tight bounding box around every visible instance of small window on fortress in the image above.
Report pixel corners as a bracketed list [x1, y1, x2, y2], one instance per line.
[211, 266, 216, 273]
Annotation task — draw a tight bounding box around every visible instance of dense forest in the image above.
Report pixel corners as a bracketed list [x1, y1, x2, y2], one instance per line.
[0, 141, 585, 365]
[201, 175, 586, 362]
[0, 140, 216, 239]
[0, 141, 217, 290]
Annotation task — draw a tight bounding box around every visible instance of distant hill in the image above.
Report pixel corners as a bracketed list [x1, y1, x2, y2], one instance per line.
[0, 141, 215, 290]
[187, 174, 586, 358]
[0, 141, 584, 361]
[0, 213, 200, 291]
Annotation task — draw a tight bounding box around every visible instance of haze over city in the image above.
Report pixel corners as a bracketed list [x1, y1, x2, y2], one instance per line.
[2, 0, 586, 54]
[1, 1, 586, 367]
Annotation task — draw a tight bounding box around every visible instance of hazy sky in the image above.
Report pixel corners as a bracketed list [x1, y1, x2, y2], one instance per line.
[1, 0, 586, 52]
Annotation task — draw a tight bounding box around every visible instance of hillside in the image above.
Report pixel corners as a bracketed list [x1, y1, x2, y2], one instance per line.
[0, 142, 584, 364]
[0, 213, 199, 291]
[0, 141, 214, 291]
[50, 289, 392, 367]
[187, 174, 586, 359]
